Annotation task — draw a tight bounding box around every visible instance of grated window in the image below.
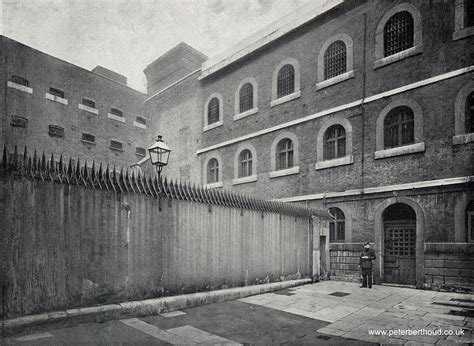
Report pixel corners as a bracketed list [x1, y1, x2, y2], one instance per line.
[82, 133, 95, 143]
[467, 0, 474, 27]
[48, 125, 64, 137]
[239, 83, 254, 113]
[329, 207, 345, 242]
[207, 158, 219, 183]
[466, 92, 474, 133]
[324, 40, 347, 80]
[238, 149, 253, 178]
[81, 98, 96, 108]
[11, 75, 29, 87]
[135, 147, 146, 156]
[207, 98, 220, 125]
[110, 108, 123, 117]
[49, 87, 65, 98]
[276, 138, 293, 170]
[324, 125, 346, 160]
[277, 64, 295, 98]
[385, 226, 416, 256]
[384, 106, 414, 149]
[110, 140, 123, 150]
[383, 11, 414, 57]
[11, 116, 28, 128]
[136, 116, 147, 125]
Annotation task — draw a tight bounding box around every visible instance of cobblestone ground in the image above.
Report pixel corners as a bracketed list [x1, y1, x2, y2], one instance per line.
[240, 281, 474, 345]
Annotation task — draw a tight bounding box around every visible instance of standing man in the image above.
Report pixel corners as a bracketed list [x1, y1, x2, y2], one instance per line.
[359, 241, 376, 288]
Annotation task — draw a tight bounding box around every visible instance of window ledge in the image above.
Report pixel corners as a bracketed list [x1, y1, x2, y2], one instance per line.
[315, 155, 353, 170]
[316, 70, 354, 90]
[270, 90, 301, 108]
[375, 142, 425, 159]
[110, 147, 123, 152]
[203, 120, 223, 132]
[81, 140, 96, 145]
[374, 45, 423, 69]
[78, 103, 99, 114]
[452, 133, 474, 145]
[133, 121, 147, 129]
[269, 166, 300, 179]
[8, 81, 33, 94]
[108, 113, 126, 123]
[453, 27, 474, 41]
[232, 175, 258, 185]
[45, 93, 68, 105]
[205, 182, 223, 189]
[233, 107, 258, 121]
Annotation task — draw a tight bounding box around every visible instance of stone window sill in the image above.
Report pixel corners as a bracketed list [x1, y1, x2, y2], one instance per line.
[269, 166, 300, 179]
[316, 70, 354, 90]
[205, 182, 223, 189]
[110, 147, 123, 152]
[79, 103, 99, 115]
[374, 45, 423, 69]
[81, 140, 96, 145]
[7, 81, 33, 94]
[232, 175, 258, 185]
[203, 120, 223, 132]
[452, 133, 474, 145]
[233, 107, 258, 121]
[453, 27, 474, 41]
[375, 142, 425, 159]
[315, 155, 353, 170]
[108, 113, 126, 123]
[133, 121, 147, 129]
[270, 90, 301, 108]
[45, 93, 68, 105]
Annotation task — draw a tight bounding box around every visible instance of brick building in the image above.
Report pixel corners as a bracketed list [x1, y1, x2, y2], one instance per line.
[1, 36, 150, 168]
[147, 0, 474, 289]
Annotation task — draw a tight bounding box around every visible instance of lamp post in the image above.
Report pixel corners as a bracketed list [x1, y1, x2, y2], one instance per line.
[148, 135, 171, 178]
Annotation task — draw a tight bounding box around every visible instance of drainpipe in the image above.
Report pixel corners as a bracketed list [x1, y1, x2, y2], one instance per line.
[361, 13, 368, 191]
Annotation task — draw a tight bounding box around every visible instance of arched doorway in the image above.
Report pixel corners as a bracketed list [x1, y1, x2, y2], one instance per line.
[383, 203, 416, 285]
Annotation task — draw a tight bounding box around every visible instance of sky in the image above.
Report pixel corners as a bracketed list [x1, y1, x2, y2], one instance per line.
[2, 0, 316, 92]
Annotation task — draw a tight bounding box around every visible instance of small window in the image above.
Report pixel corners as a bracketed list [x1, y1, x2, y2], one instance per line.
[324, 125, 346, 160]
[135, 147, 146, 156]
[467, 1, 474, 28]
[277, 64, 295, 98]
[466, 92, 474, 133]
[11, 116, 28, 128]
[467, 201, 474, 243]
[329, 207, 345, 242]
[136, 116, 147, 125]
[238, 149, 253, 178]
[324, 40, 347, 80]
[81, 98, 96, 108]
[11, 75, 29, 87]
[383, 11, 414, 57]
[49, 87, 65, 99]
[207, 158, 219, 184]
[110, 140, 123, 150]
[239, 83, 254, 113]
[384, 106, 415, 149]
[48, 125, 64, 137]
[207, 98, 220, 125]
[110, 108, 123, 117]
[276, 138, 294, 170]
[81, 133, 95, 143]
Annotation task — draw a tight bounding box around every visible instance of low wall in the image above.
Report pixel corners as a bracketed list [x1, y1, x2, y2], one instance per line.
[329, 243, 364, 282]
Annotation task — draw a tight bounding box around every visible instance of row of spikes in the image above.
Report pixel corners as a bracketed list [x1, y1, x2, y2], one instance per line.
[1, 146, 328, 218]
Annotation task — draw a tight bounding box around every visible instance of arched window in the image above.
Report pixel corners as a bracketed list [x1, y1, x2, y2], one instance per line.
[324, 40, 347, 80]
[238, 149, 253, 178]
[384, 106, 414, 149]
[276, 138, 294, 170]
[208, 97, 220, 125]
[467, 201, 474, 243]
[329, 207, 345, 242]
[324, 125, 346, 160]
[466, 92, 474, 133]
[239, 83, 253, 113]
[277, 64, 295, 98]
[207, 158, 219, 184]
[384, 11, 414, 57]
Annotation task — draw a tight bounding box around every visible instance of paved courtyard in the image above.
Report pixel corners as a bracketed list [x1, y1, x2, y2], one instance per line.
[3, 281, 473, 345]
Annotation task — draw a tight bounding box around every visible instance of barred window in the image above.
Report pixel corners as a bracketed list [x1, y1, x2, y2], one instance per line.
[467, 201, 474, 243]
[11, 116, 28, 128]
[49, 87, 65, 98]
[324, 40, 347, 80]
[466, 92, 474, 133]
[207, 158, 219, 184]
[135, 147, 146, 156]
[11, 75, 29, 87]
[384, 11, 414, 57]
[136, 116, 147, 125]
[239, 83, 253, 113]
[110, 140, 123, 150]
[48, 125, 64, 137]
[384, 106, 414, 149]
[276, 138, 294, 170]
[467, 1, 474, 27]
[110, 108, 123, 117]
[81, 133, 95, 143]
[238, 149, 253, 178]
[207, 98, 220, 125]
[81, 98, 96, 108]
[329, 207, 345, 242]
[324, 125, 346, 160]
[277, 64, 295, 98]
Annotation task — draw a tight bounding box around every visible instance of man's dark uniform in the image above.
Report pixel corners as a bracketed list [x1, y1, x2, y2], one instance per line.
[359, 246, 376, 288]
